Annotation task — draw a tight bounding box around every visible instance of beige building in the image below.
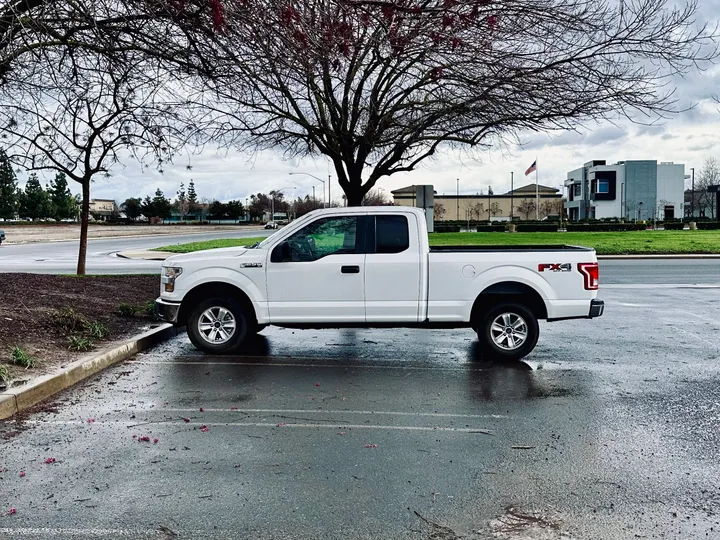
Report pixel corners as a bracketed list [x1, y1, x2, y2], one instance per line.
[89, 199, 118, 219]
[391, 184, 564, 221]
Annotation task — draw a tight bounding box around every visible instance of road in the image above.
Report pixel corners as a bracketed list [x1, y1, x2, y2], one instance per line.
[0, 230, 272, 274]
[2, 285, 720, 539]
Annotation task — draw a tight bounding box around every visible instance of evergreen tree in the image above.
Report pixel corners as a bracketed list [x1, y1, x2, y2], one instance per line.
[151, 189, 172, 221]
[141, 196, 155, 219]
[226, 200, 244, 223]
[0, 149, 18, 220]
[187, 180, 198, 216]
[48, 172, 74, 220]
[121, 197, 144, 221]
[20, 173, 50, 220]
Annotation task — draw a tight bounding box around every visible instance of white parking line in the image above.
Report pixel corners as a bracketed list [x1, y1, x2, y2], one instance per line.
[603, 283, 720, 289]
[149, 408, 509, 419]
[22, 420, 493, 434]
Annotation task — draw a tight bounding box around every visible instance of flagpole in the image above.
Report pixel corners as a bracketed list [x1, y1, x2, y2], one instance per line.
[535, 157, 539, 220]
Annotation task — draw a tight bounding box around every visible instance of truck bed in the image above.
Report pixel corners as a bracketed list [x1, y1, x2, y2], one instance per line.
[429, 244, 594, 253]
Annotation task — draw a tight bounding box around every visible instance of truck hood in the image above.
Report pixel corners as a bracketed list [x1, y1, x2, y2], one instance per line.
[164, 246, 252, 265]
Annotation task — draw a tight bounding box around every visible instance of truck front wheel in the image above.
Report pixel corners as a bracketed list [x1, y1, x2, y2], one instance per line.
[187, 297, 250, 354]
[477, 302, 539, 361]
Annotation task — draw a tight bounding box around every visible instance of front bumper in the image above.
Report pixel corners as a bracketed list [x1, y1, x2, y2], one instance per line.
[589, 299, 604, 318]
[155, 298, 181, 324]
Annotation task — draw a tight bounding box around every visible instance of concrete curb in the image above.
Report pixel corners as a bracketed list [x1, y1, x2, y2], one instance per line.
[116, 250, 174, 261]
[0, 324, 179, 420]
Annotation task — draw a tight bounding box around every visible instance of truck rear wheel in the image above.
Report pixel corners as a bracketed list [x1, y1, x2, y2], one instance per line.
[187, 297, 250, 354]
[477, 302, 539, 361]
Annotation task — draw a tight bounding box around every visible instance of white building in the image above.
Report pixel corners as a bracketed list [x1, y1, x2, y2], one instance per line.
[564, 160, 685, 221]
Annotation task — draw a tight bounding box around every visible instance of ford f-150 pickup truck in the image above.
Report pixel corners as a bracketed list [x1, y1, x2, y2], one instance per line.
[156, 207, 603, 361]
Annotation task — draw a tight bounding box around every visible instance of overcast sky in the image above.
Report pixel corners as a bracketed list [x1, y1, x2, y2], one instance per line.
[17, 56, 720, 206]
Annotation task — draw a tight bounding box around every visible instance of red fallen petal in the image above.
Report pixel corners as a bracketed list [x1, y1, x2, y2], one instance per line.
[8, 507, 16, 515]
[315, 383, 320, 387]
[19, 471, 25, 477]
[275, 422, 288, 427]
[153, 438, 159, 444]
[87, 418, 95, 424]
[205, 372, 210, 375]
[363, 444, 378, 448]
[44, 457, 56, 464]
[132, 434, 137, 438]
[230, 407, 238, 411]
[199, 408, 204, 412]
[183, 417, 190, 423]
[201, 426, 210, 432]
[338, 432, 347, 435]
[138, 436, 150, 442]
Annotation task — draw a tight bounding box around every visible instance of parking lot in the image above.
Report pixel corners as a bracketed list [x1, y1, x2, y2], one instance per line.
[2, 284, 720, 539]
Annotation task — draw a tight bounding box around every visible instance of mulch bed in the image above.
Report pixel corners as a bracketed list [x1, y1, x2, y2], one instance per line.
[0, 274, 160, 388]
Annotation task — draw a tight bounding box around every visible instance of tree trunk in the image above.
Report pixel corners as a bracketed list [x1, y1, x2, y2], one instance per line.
[77, 181, 90, 275]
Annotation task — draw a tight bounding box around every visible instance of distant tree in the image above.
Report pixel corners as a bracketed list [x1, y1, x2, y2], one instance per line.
[175, 182, 190, 221]
[362, 189, 390, 206]
[208, 200, 227, 222]
[468, 202, 484, 221]
[0, 149, 18, 219]
[489, 202, 502, 218]
[151, 189, 172, 222]
[249, 193, 271, 220]
[20, 173, 51, 219]
[697, 158, 720, 219]
[225, 200, 244, 223]
[141, 196, 155, 220]
[121, 197, 144, 221]
[433, 202, 446, 221]
[48, 172, 74, 220]
[539, 199, 560, 219]
[516, 199, 537, 220]
[187, 180, 199, 216]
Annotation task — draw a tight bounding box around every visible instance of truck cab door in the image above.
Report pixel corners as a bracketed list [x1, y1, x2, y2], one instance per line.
[365, 213, 422, 322]
[266, 215, 367, 323]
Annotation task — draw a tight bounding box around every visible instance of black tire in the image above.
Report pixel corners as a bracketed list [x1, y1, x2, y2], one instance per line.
[477, 302, 539, 361]
[187, 297, 250, 354]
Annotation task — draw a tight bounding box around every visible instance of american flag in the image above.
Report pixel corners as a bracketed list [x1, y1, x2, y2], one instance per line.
[525, 160, 537, 176]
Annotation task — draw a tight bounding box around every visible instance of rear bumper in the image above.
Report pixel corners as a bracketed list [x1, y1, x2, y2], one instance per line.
[589, 299, 604, 318]
[546, 299, 604, 322]
[155, 298, 181, 325]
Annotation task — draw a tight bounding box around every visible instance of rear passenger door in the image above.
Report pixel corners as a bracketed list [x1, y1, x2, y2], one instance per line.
[364, 213, 422, 322]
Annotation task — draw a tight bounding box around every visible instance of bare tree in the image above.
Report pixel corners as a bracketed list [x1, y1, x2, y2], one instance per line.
[516, 199, 536, 220]
[433, 202, 446, 221]
[488, 202, 502, 219]
[362, 188, 390, 205]
[0, 49, 185, 273]
[163, 0, 717, 205]
[696, 157, 720, 219]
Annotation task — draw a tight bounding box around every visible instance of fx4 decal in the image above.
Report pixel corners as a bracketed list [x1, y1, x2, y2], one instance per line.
[538, 263, 572, 272]
[240, 262, 263, 268]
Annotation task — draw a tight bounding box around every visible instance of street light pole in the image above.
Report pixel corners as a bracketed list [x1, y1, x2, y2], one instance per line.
[456, 178, 459, 220]
[288, 173, 325, 208]
[510, 172, 514, 222]
[691, 167, 695, 218]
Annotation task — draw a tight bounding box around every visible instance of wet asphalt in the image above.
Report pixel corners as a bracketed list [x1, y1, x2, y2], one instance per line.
[2, 284, 720, 539]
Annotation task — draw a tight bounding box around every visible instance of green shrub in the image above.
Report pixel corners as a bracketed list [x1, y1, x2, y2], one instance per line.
[663, 222, 685, 230]
[696, 221, 720, 230]
[85, 322, 109, 339]
[516, 223, 559, 232]
[68, 336, 93, 352]
[476, 225, 506, 232]
[434, 225, 461, 233]
[566, 223, 646, 232]
[0, 364, 8, 385]
[52, 307, 89, 334]
[118, 302, 137, 316]
[10, 346, 35, 369]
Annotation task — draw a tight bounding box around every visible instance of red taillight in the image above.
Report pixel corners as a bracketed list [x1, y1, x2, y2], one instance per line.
[578, 262, 599, 290]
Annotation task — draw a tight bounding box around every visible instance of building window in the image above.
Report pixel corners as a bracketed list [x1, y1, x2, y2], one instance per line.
[573, 183, 581, 197]
[597, 179, 609, 194]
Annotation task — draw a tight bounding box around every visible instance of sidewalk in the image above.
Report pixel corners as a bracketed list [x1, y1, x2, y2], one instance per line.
[116, 250, 175, 260]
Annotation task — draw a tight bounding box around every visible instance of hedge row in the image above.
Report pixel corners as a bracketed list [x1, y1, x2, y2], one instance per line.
[696, 221, 720, 230]
[662, 222, 685, 230]
[565, 223, 646, 232]
[515, 224, 559, 232]
[476, 225, 506, 232]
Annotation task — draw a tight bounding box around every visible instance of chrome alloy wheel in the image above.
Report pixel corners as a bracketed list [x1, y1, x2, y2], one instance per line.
[197, 306, 237, 344]
[489, 312, 528, 351]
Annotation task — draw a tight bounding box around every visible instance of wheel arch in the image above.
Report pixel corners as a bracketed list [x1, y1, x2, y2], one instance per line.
[179, 281, 258, 328]
[470, 281, 548, 326]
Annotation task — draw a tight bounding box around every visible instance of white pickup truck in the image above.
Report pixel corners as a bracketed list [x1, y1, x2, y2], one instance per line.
[156, 207, 603, 361]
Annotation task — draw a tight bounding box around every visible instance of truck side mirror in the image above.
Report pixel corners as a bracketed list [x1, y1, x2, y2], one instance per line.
[271, 241, 291, 263]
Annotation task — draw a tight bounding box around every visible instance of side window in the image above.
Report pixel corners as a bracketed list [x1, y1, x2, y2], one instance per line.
[283, 216, 358, 262]
[376, 215, 409, 254]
